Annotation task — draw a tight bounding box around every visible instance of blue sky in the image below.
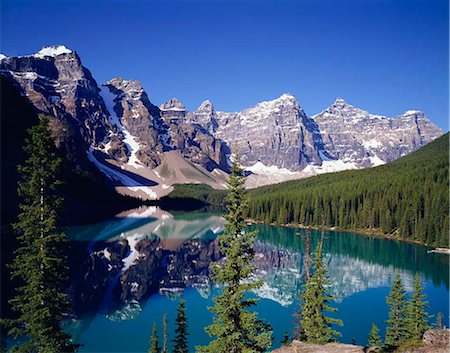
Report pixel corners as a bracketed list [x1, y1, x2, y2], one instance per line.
[1, 0, 448, 129]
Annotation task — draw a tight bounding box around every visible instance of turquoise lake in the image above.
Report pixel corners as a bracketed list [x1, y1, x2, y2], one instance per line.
[65, 206, 449, 352]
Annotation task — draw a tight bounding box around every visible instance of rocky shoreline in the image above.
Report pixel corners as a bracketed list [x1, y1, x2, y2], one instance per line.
[272, 329, 449, 353]
[427, 248, 450, 255]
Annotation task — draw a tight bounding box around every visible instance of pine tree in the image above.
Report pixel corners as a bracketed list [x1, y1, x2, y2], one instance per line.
[385, 272, 408, 347]
[297, 243, 343, 344]
[368, 323, 382, 347]
[406, 274, 430, 340]
[149, 322, 161, 353]
[435, 312, 443, 329]
[172, 299, 188, 353]
[303, 231, 312, 279]
[162, 313, 168, 353]
[197, 155, 273, 353]
[4, 116, 78, 353]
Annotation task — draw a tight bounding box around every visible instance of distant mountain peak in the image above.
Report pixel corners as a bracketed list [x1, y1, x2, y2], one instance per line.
[197, 99, 215, 112]
[252, 93, 299, 112]
[33, 45, 73, 58]
[334, 97, 347, 104]
[275, 93, 297, 104]
[199, 99, 213, 107]
[105, 77, 145, 96]
[0, 46, 444, 198]
[403, 109, 423, 116]
[105, 76, 126, 85]
[330, 97, 353, 108]
[160, 98, 185, 111]
[279, 92, 296, 99]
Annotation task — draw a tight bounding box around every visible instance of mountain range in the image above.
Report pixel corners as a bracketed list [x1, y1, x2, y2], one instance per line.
[0, 45, 443, 199]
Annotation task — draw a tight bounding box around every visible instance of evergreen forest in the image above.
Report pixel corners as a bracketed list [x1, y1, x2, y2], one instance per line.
[166, 134, 449, 247]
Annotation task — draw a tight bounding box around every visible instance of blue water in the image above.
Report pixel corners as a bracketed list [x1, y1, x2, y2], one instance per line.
[64, 207, 449, 352]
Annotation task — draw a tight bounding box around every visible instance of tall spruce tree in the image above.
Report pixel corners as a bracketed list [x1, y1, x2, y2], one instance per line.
[149, 322, 161, 353]
[162, 313, 168, 353]
[435, 312, 443, 329]
[172, 299, 188, 353]
[293, 231, 311, 340]
[368, 323, 382, 347]
[385, 272, 408, 347]
[197, 155, 273, 353]
[297, 243, 342, 344]
[406, 274, 430, 340]
[4, 116, 78, 353]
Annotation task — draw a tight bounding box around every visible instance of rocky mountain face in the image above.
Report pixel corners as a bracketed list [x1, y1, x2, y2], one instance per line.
[0, 46, 229, 199]
[159, 97, 229, 171]
[0, 45, 444, 199]
[100, 77, 164, 168]
[313, 98, 443, 167]
[189, 94, 326, 171]
[0, 45, 112, 165]
[187, 94, 442, 187]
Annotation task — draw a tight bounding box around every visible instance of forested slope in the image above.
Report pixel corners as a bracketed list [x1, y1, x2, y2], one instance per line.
[165, 134, 448, 246]
[246, 133, 449, 246]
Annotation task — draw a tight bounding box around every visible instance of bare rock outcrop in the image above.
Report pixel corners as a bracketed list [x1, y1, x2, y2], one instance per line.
[313, 98, 443, 168]
[273, 330, 449, 353]
[272, 340, 364, 353]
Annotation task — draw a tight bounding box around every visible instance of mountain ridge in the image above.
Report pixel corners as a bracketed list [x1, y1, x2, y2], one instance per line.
[164, 133, 449, 247]
[0, 45, 444, 199]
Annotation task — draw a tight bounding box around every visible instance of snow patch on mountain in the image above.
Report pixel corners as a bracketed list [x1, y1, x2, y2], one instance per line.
[246, 162, 297, 175]
[303, 159, 359, 175]
[99, 86, 143, 169]
[86, 147, 156, 199]
[369, 155, 385, 167]
[313, 98, 443, 168]
[33, 45, 73, 58]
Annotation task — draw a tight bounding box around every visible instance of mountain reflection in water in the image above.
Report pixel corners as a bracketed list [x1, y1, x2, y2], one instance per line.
[66, 206, 449, 349]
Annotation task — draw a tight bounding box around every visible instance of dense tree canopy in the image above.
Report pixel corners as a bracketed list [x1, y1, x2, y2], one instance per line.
[245, 134, 448, 246]
[166, 135, 448, 247]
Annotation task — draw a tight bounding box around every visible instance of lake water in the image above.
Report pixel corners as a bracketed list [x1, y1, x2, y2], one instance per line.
[65, 206, 449, 352]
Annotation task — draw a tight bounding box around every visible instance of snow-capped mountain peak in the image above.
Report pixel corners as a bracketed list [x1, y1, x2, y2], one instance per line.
[403, 109, 423, 116]
[33, 45, 73, 58]
[278, 92, 296, 100]
[197, 99, 214, 111]
[264, 93, 297, 106]
[332, 97, 351, 107]
[0, 45, 444, 197]
[327, 97, 366, 112]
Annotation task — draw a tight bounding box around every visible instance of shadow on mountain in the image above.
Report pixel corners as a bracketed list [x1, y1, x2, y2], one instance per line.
[92, 149, 158, 187]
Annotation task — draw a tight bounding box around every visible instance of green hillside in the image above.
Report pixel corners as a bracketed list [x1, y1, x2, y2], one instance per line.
[165, 134, 449, 246]
[246, 133, 449, 246]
